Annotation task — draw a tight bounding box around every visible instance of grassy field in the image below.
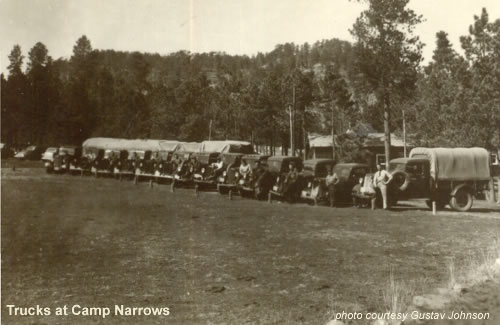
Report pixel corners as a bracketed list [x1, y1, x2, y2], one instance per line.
[2, 164, 500, 324]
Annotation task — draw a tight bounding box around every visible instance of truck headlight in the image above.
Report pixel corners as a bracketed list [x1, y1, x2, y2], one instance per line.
[201, 168, 205, 173]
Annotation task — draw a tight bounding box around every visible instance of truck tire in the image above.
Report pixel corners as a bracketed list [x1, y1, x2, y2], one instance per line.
[390, 171, 410, 191]
[449, 187, 473, 212]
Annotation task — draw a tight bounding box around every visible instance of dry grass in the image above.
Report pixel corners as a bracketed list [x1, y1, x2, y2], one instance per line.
[383, 270, 408, 316]
[3, 168, 500, 325]
[448, 237, 500, 289]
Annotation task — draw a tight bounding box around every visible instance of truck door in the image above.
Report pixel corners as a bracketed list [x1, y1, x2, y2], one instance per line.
[406, 162, 429, 198]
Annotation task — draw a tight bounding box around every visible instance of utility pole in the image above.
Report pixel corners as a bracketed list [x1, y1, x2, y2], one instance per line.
[402, 110, 407, 158]
[288, 104, 293, 156]
[291, 85, 296, 156]
[331, 103, 335, 161]
[302, 107, 307, 160]
[209, 119, 212, 141]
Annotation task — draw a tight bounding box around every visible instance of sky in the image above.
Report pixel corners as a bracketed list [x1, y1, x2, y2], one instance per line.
[1, 0, 500, 75]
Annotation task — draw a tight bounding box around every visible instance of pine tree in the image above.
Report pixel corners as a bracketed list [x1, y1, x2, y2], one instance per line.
[351, 0, 423, 162]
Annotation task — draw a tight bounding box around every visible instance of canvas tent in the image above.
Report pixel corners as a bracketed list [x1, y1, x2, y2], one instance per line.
[409, 147, 491, 181]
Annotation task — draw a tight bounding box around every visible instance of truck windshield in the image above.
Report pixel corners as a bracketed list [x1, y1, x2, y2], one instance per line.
[388, 163, 406, 173]
[303, 165, 314, 172]
[267, 160, 284, 173]
[334, 166, 351, 180]
[61, 147, 76, 155]
[351, 167, 367, 179]
[405, 163, 426, 176]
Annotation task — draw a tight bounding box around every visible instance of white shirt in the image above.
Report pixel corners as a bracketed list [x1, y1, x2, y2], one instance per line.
[239, 164, 251, 176]
[373, 170, 391, 187]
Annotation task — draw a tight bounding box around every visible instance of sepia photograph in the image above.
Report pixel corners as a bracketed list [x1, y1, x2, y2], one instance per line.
[1, 0, 500, 324]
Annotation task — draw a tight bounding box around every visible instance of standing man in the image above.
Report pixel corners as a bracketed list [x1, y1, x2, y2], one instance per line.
[171, 154, 182, 172]
[373, 163, 392, 209]
[325, 167, 340, 207]
[283, 163, 299, 203]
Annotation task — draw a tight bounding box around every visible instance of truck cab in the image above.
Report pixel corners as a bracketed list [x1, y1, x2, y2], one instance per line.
[388, 158, 431, 200]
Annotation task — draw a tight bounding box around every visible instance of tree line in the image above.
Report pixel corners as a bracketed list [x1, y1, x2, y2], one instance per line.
[2, 0, 499, 161]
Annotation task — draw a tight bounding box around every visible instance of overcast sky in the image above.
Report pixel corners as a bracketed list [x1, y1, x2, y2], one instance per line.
[1, 0, 500, 75]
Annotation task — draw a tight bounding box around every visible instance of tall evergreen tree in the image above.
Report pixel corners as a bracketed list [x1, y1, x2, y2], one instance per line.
[413, 32, 468, 146]
[4, 45, 28, 145]
[351, 0, 423, 162]
[459, 9, 500, 148]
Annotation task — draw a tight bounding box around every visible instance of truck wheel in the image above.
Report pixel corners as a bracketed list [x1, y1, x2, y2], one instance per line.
[391, 171, 410, 191]
[450, 188, 473, 212]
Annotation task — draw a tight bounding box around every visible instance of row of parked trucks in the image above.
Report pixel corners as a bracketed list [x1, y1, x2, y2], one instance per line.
[41, 137, 495, 212]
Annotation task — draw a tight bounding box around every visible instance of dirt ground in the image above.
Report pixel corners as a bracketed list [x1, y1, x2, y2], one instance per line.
[2, 162, 500, 324]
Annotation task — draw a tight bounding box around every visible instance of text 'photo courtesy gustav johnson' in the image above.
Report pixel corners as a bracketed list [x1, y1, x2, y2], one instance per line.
[1, 0, 500, 324]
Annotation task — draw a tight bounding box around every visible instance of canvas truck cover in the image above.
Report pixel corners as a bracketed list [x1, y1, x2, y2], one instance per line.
[82, 138, 175, 155]
[199, 140, 254, 154]
[158, 140, 180, 152]
[83, 138, 123, 156]
[175, 142, 201, 153]
[409, 147, 491, 181]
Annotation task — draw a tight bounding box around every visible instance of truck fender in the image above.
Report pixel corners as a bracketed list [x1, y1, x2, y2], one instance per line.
[450, 183, 473, 197]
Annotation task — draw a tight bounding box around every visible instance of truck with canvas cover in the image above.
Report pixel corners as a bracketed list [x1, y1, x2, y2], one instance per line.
[388, 147, 492, 211]
[215, 153, 244, 194]
[152, 141, 180, 181]
[170, 143, 201, 190]
[83, 138, 125, 176]
[192, 152, 222, 192]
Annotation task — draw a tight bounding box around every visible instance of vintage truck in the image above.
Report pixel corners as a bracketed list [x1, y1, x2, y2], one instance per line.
[388, 147, 492, 212]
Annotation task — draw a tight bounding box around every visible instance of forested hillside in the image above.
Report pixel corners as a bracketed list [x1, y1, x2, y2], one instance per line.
[2, 6, 499, 155]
